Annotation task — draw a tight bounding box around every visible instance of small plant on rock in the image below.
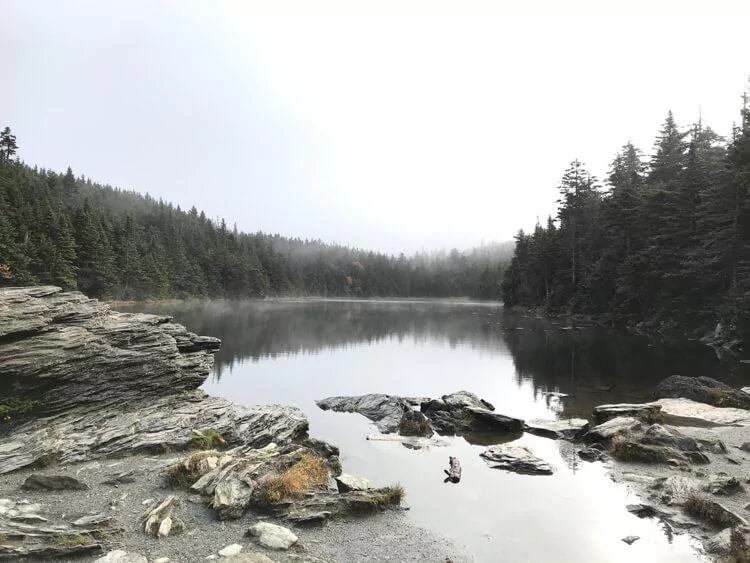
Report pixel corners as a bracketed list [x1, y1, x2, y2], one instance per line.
[52, 534, 90, 547]
[168, 450, 223, 489]
[187, 428, 226, 450]
[256, 453, 329, 503]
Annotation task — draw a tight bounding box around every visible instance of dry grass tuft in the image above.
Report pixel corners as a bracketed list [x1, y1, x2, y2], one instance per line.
[168, 450, 223, 489]
[257, 453, 329, 503]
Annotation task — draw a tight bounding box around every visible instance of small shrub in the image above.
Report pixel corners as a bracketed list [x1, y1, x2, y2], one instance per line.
[256, 453, 329, 503]
[684, 494, 742, 528]
[53, 534, 90, 547]
[398, 416, 431, 437]
[168, 450, 222, 489]
[187, 429, 226, 450]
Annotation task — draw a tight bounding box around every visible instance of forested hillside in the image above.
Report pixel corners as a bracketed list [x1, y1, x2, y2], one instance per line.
[0, 128, 511, 301]
[502, 88, 750, 340]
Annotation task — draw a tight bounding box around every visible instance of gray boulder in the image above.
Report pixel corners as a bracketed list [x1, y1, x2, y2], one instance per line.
[593, 403, 662, 424]
[705, 529, 732, 555]
[335, 473, 370, 493]
[94, 551, 148, 563]
[655, 375, 750, 409]
[480, 443, 553, 475]
[317, 394, 409, 434]
[586, 417, 642, 441]
[247, 522, 298, 550]
[525, 418, 589, 440]
[22, 474, 88, 491]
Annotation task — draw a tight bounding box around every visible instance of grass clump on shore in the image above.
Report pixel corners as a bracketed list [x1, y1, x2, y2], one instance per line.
[188, 429, 226, 450]
[684, 494, 743, 528]
[398, 416, 432, 437]
[52, 534, 90, 547]
[257, 453, 329, 503]
[168, 450, 223, 489]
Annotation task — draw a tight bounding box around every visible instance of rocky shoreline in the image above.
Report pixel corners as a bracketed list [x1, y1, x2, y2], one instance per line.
[316, 378, 750, 561]
[3, 286, 750, 562]
[0, 287, 468, 562]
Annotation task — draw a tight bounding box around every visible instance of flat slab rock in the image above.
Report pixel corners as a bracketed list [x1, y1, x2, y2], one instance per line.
[655, 375, 750, 409]
[22, 474, 88, 491]
[0, 396, 308, 474]
[480, 443, 554, 475]
[524, 418, 589, 439]
[654, 398, 750, 427]
[593, 403, 662, 424]
[247, 522, 298, 550]
[586, 416, 642, 441]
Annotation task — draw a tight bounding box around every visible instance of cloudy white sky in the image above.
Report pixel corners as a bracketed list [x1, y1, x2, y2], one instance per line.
[2, 0, 749, 254]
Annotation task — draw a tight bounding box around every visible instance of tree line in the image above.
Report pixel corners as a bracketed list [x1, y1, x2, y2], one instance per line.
[0, 129, 510, 301]
[502, 87, 750, 341]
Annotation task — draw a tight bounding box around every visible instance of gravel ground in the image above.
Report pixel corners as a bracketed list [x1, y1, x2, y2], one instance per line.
[0, 454, 472, 563]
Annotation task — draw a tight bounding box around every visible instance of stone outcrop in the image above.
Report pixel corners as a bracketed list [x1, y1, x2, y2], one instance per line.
[0, 286, 220, 416]
[0, 393, 308, 474]
[524, 418, 589, 440]
[318, 390, 523, 441]
[654, 398, 750, 427]
[592, 403, 662, 425]
[655, 375, 750, 410]
[480, 443, 554, 475]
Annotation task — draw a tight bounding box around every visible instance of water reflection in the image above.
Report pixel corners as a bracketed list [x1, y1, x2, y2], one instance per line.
[127, 299, 749, 419]
[122, 299, 722, 562]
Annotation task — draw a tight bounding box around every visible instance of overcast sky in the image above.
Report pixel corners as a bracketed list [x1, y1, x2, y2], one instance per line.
[3, 1, 749, 254]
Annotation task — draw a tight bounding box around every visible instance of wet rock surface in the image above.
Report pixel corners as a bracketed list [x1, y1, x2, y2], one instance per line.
[318, 390, 523, 441]
[480, 443, 554, 475]
[655, 375, 750, 410]
[524, 418, 589, 439]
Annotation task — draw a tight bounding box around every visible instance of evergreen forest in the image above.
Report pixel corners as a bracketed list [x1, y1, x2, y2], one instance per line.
[502, 88, 750, 341]
[0, 127, 510, 301]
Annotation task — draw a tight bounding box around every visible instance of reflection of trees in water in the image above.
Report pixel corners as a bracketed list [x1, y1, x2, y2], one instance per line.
[124, 300, 510, 379]
[500, 316, 750, 418]
[122, 301, 750, 416]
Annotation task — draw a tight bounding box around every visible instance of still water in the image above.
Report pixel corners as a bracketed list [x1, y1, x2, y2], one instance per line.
[129, 299, 750, 563]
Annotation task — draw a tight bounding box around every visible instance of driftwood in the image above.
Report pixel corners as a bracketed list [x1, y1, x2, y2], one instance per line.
[443, 456, 461, 483]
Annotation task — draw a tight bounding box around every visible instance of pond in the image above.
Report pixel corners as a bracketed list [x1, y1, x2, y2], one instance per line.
[127, 299, 750, 562]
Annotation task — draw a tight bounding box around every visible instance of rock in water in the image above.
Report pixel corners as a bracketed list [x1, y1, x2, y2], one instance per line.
[524, 418, 589, 440]
[335, 473, 371, 493]
[22, 474, 88, 491]
[247, 522, 298, 550]
[621, 536, 640, 545]
[95, 551, 148, 563]
[655, 375, 750, 409]
[316, 394, 409, 433]
[654, 398, 750, 427]
[480, 443, 553, 475]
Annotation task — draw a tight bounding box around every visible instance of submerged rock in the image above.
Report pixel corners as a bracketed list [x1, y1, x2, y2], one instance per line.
[480, 443, 553, 475]
[655, 375, 750, 410]
[524, 418, 589, 440]
[247, 522, 298, 550]
[621, 536, 640, 545]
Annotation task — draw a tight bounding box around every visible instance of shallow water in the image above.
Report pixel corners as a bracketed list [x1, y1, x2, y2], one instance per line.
[129, 299, 750, 562]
